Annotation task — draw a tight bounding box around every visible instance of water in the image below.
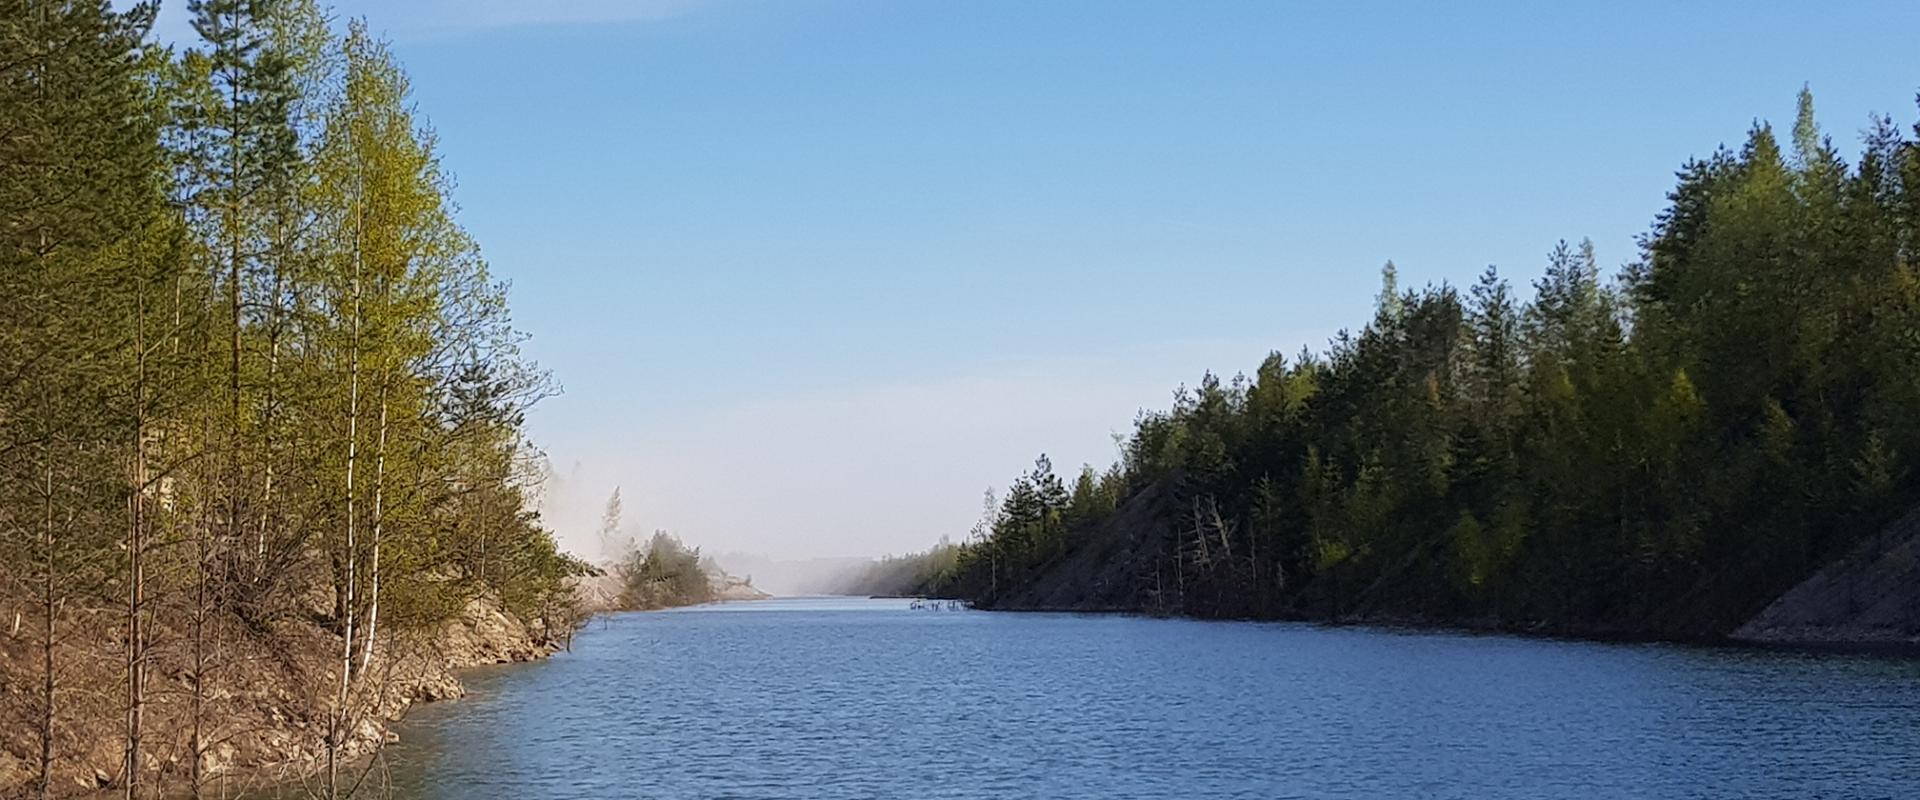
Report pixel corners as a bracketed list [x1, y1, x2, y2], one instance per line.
[382, 597, 1920, 799]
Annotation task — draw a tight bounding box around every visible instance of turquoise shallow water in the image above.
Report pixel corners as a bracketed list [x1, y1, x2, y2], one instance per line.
[379, 596, 1920, 799]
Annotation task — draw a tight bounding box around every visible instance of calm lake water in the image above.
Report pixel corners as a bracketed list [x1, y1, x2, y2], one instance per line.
[383, 597, 1920, 799]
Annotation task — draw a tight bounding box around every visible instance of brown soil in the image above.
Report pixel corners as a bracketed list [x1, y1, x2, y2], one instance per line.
[0, 592, 564, 799]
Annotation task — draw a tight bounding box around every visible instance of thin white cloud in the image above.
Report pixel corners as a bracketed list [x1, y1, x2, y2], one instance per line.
[532, 337, 1309, 563]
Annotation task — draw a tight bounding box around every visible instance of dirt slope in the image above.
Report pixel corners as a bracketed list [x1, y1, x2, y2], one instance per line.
[0, 592, 561, 798]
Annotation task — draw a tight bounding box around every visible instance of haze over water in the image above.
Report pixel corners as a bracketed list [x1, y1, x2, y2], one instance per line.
[383, 598, 1920, 799]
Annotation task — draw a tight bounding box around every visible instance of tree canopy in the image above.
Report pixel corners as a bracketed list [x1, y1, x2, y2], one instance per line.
[935, 91, 1920, 638]
[1, 4, 586, 796]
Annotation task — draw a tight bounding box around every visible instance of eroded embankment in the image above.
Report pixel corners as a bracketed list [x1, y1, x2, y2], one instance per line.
[0, 593, 567, 798]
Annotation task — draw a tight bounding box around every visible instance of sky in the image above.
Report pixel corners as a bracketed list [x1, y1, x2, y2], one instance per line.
[144, 0, 1920, 560]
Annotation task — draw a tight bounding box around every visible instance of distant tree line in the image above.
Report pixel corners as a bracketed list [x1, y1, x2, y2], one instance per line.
[825, 538, 964, 597]
[1, 2, 588, 797]
[934, 90, 1920, 637]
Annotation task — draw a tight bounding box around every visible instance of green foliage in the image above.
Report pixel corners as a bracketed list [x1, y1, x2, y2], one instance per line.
[1, 7, 586, 790]
[830, 540, 965, 598]
[614, 531, 715, 610]
[944, 89, 1920, 635]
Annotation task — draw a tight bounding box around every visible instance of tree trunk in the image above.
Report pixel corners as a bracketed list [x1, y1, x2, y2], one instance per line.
[126, 283, 148, 799]
[188, 250, 220, 800]
[191, 490, 208, 800]
[225, 35, 245, 592]
[360, 344, 388, 675]
[258, 215, 290, 576]
[329, 195, 366, 800]
[38, 463, 55, 800]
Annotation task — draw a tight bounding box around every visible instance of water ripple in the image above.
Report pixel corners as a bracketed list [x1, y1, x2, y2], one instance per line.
[386, 597, 1920, 800]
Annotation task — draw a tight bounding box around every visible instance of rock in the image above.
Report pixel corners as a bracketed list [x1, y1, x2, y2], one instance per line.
[1734, 505, 1920, 646]
[0, 587, 572, 798]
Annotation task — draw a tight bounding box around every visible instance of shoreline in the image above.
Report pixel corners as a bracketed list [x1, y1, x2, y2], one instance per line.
[75, 594, 1912, 798]
[8, 593, 574, 800]
[964, 602, 1920, 658]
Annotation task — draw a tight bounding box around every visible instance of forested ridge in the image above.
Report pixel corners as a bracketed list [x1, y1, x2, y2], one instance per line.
[909, 90, 1920, 639]
[2, 2, 591, 797]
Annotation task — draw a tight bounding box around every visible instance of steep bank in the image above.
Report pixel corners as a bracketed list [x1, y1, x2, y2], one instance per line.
[975, 479, 1184, 614]
[0, 592, 567, 798]
[968, 474, 1920, 647]
[1733, 506, 1920, 647]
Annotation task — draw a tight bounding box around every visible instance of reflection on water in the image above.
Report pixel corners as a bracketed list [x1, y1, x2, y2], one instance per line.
[378, 597, 1920, 799]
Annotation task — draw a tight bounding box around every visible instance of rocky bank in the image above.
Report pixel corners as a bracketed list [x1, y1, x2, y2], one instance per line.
[0, 592, 565, 799]
[1733, 505, 1920, 648]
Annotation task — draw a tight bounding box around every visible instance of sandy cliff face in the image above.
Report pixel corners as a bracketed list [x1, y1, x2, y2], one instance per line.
[1733, 507, 1920, 647]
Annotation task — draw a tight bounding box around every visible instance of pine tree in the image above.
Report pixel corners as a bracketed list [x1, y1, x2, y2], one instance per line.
[0, 3, 163, 796]
[599, 488, 626, 562]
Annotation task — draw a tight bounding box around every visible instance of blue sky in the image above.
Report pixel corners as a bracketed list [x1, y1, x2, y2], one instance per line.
[153, 1, 1920, 559]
